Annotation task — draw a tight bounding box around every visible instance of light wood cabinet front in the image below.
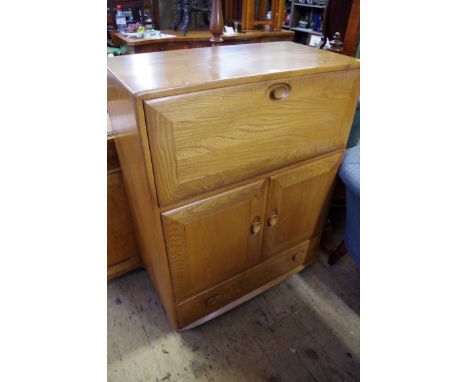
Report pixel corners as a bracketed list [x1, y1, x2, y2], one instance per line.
[262, 153, 342, 258]
[144, 70, 359, 206]
[176, 238, 319, 328]
[162, 180, 268, 302]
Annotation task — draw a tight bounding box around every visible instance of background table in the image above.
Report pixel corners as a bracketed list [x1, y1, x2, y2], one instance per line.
[112, 29, 294, 53]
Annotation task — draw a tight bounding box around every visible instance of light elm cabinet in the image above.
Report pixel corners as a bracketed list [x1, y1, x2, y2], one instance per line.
[107, 42, 360, 330]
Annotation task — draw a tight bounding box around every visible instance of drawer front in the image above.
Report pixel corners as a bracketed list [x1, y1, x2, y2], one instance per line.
[144, 70, 360, 206]
[176, 237, 320, 328]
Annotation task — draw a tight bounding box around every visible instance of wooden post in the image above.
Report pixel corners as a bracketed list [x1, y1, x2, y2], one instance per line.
[271, 0, 286, 31]
[241, 0, 254, 31]
[327, 32, 344, 54]
[210, 0, 224, 46]
[343, 0, 360, 56]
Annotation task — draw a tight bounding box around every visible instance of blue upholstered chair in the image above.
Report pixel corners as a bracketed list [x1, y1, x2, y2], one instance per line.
[318, 34, 360, 266]
[324, 145, 360, 266]
[339, 145, 360, 266]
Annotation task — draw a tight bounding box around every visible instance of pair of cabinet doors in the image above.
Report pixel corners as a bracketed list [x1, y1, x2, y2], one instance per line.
[161, 151, 341, 303]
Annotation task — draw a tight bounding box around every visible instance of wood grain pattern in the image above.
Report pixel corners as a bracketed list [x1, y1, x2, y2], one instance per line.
[156, 148, 342, 214]
[262, 152, 342, 258]
[177, 237, 319, 328]
[144, 70, 359, 206]
[241, 0, 254, 30]
[162, 180, 268, 302]
[107, 73, 179, 327]
[107, 42, 360, 99]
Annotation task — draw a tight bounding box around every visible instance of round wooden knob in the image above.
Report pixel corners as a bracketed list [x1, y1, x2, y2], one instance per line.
[205, 295, 220, 307]
[250, 217, 262, 235]
[292, 251, 305, 262]
[267, 210, 278, 227]
[269, 84, 290, 101]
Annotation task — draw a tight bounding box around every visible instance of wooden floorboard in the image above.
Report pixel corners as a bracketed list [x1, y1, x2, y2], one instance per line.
[107, 251, 360, 382]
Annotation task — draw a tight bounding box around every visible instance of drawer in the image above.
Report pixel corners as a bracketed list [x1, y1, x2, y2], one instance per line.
[144, 70, 360, 206]
[176, 237, 320, 329]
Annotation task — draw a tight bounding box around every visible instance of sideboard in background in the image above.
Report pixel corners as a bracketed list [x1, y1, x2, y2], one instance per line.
[107, 128, 142, 279]
[111, 29, 294, 54]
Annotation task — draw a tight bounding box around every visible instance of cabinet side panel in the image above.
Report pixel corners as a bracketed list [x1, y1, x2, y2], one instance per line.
[107, 72, 178, 328]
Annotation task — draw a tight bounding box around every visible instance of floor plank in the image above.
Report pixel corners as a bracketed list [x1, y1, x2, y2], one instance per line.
[108, 252, 359, 381]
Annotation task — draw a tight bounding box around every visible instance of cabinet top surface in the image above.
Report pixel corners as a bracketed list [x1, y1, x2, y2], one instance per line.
[107, 42, 360, 97]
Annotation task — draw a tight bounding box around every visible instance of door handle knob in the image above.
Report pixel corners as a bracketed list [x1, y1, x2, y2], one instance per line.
[267, 210, 278, 227]
[205, 294, 220, 307]
[268, 83, 291, 101]
[250, 217, 262, 235]
[292, 251, 305, 262]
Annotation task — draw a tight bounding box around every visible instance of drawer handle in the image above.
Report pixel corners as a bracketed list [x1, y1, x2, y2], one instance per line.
[268, 83, 291, 101]
[292, 251, 305, 262]
[250, 217, 262, 236]
[267, 210, 278, 227]
[205, 295, 220, 307]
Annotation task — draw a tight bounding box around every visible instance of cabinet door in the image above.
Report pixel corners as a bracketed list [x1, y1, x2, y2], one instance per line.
[144, 70, 360, 206]
[162, 180, 268, 302]
[262, 153, 342, 258]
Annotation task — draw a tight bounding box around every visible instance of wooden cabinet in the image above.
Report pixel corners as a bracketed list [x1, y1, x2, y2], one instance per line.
[107, 42, 360, 330]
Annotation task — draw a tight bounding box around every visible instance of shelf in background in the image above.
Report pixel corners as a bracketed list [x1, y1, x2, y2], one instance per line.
[282, 25, 291, 29]
[290, 27, 322, 35]
[293, 3, 325, 9]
